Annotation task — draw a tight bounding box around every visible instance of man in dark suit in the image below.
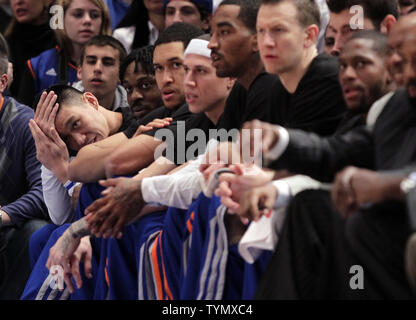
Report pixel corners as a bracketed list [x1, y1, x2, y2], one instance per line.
[240, 27, 416, 299]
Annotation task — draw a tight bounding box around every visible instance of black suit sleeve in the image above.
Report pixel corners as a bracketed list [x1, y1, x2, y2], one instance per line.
[268, 125, 375, 182]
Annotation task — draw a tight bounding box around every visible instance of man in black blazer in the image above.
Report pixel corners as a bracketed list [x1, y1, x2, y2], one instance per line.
[242, 27, 416, 299]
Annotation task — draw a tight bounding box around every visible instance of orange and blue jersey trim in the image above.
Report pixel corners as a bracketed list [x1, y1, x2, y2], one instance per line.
[159, 233, 173, 300]
[55, 46, 78, 71]
[186, 211, 195, 234]
[151, 231, 175, 300]
[151, 232, 164, 299]
[104, 258, 110, 287]
[27, 60, 36, 80]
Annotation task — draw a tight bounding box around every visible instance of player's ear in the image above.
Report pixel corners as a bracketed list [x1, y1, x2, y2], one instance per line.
[82, 92, 100, 110]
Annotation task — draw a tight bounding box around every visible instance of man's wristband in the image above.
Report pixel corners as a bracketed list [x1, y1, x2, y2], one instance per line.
[64, 180, 75, 191]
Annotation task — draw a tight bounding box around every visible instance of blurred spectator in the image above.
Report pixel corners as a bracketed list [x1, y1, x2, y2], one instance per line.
[398, 0, 415, 15]
[113, 0, 165, 53]
[314, 0, 330, 53]
[326, 0, 398, 56]
[324, 25, 336, 55]
[5, 0, 56, 100]
[0, 0, 11, 33]
[164, 0, 212, 32]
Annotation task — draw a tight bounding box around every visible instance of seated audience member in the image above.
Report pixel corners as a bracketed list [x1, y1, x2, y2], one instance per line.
[0, 0, 11, 34]
[314, 0, 330, 53]
[120, 46, 163, 120]
[385, 11, 416, 87]
[241, 27, 416, 299]
[326, 0, 398, 56]
[164, 0, 212, 32]
[398, 0, 416, 15]
[73, 35, 129, 111]
[17, 0, 112, 107]
[5, 0, 55, 99]
[206, 0, 278, 131]
[254, 0, 346, 136]
[113, 0, 165, 53]
[0, 39, 49, 300]
[324, 25, 336, 55]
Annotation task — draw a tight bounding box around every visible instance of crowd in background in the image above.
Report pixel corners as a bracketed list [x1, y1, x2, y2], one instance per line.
[1, 0, 416, 300]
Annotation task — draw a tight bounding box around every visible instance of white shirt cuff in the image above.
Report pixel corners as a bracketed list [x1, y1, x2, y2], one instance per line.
[141, 171, 202, 209]
[272, 180, 291, 208]
[264, 126, 289, 161]
[141, 177, 161, 205]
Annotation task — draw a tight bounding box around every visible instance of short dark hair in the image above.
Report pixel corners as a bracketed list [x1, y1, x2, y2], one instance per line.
[327, 0, 399, 29]
[164, 0, 212, 23]
[219, 0, 260, 33]
[0, 33, 9, 75]
[120, 45, 155, 80]
[80, 35, 127, 66]
[347, 30, 389, 56]
[154, 22, 204, 51]
[260, 0, 321, 29]
[194, 5, 211, 24]
[36, 84, 86, 113]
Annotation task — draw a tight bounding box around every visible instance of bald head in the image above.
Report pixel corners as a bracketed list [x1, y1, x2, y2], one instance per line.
[390, 12, 416, 39]
[386, 12, 416, 86]
[400, 26, 416, 101]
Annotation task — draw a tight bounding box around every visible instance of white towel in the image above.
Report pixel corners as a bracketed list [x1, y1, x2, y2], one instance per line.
[238, 207, 287, 264]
